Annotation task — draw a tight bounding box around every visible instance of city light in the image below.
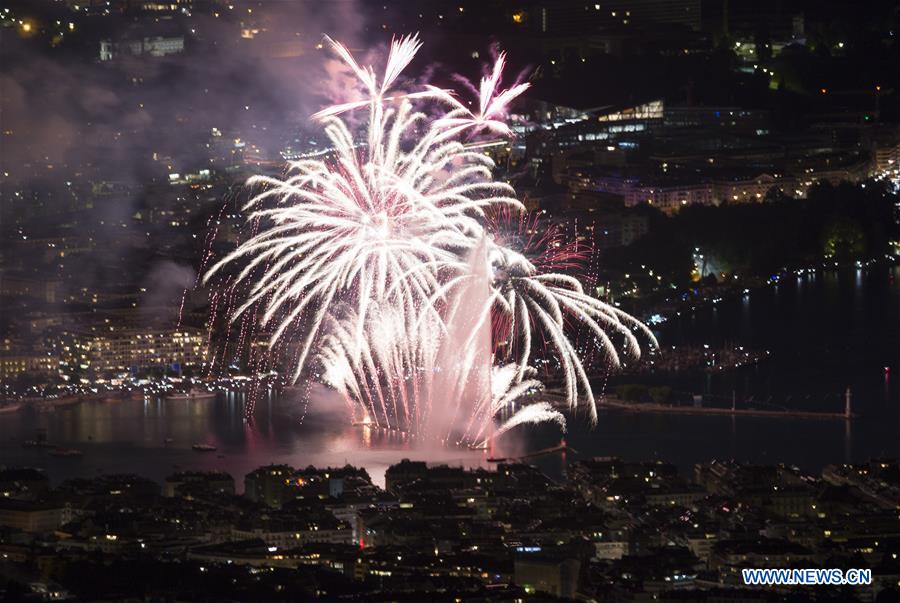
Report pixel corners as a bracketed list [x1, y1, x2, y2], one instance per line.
[0, 4, 897, 599]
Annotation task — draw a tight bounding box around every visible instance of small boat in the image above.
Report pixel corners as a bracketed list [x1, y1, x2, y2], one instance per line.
[167, 388, 217, 402]
[49, 448, 84, 458]
[22, 429, 53, 448]
[192, 443, 217, 452]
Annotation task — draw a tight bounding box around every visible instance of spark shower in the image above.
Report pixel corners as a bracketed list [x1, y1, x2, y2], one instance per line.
[204, 35, 656, 446]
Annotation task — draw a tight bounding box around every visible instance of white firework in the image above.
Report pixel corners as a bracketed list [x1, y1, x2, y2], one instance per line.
[206, 34, 655, 444]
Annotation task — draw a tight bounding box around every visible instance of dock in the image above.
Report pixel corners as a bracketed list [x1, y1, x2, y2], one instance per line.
[594, 398, 854, 420]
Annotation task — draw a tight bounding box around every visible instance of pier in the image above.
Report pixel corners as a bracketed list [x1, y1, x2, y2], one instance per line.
[544, 387, 856, 420]
[594, 398, 853, 420]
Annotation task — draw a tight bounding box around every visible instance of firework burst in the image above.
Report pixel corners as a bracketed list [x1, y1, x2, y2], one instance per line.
[206, 34, 655, 445]
[481, 211, 657, 423]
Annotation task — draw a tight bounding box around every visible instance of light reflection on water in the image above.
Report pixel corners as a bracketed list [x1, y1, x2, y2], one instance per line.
[0, 393, 493, 490]
[1, 385, 896, 490]
[1, 266, 897, 486]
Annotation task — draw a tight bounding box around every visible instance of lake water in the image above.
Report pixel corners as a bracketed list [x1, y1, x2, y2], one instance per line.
[2, 266, 897, 487]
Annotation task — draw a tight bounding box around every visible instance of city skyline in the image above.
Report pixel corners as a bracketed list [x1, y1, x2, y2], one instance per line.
[1, 1, 898, 601]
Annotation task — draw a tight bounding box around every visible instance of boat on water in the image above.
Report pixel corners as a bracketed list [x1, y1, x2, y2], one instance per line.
[22, 439, 55, 448]
[22, 429, 53, 448]
[166, 388, 217, 402]
[49, 448, 84, 458]
[192, 443, 217, 452]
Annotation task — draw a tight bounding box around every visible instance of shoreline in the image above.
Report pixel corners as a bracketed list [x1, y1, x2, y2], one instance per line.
[595, 397, 853, 420]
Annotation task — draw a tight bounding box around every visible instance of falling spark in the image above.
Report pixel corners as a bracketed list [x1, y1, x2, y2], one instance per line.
[206, 34, 654, 444]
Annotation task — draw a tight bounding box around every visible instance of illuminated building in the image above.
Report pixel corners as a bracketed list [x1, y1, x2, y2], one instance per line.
[245, 465, 295, 508]
[0, 500, 66, 533]
[714, 173, 786, 206]
[99, 35, 184, 61]
[569, 170, 808, 214]
[541, 100, 663, 153]
[60, 327, 208, 374]
[532, 100, 769, 159]
[231, 518, 352, 548]
[871, 137, 899, 176]
[514, 554, 581, 598]
[0, 353, 58, 380]
[546, 96, 876, 214]
[1, 275, 61, 304]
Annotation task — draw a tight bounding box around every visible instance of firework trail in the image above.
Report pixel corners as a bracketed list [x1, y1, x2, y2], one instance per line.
[205, 34, 654, 445]
[480, 210, 658, 423]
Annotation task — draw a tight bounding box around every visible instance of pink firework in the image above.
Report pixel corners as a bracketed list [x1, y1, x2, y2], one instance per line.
[204, 34, 655, 444]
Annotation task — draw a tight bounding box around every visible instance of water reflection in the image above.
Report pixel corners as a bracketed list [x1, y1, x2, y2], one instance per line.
[0, 394, 494, 489]
[1, 266, 897, 486]
[844, 418, 852, 465]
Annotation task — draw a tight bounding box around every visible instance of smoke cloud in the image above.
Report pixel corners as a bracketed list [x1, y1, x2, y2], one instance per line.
[0, 0, 368, 329]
